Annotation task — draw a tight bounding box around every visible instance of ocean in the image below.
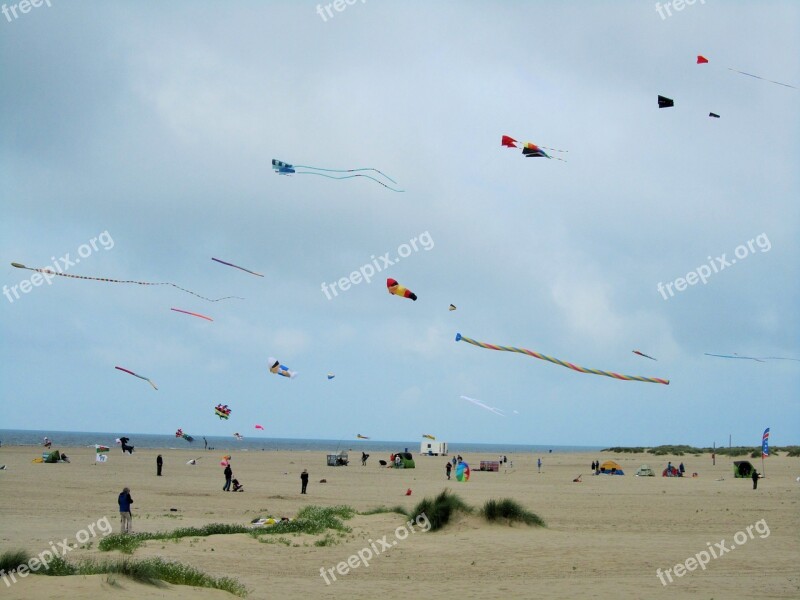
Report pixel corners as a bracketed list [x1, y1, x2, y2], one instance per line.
[0, 429, 602, 455]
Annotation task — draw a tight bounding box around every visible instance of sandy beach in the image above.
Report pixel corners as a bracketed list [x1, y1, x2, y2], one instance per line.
[0, 446, 798, 599]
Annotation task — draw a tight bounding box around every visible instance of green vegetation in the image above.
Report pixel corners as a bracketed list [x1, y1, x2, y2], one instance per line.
[410, 490, 472, 532]
[39, 556, 246, 597]
[481, 499, 545, 527]
[252, 505, 355, 537]
[601, 445, 796, 457]
[601, 447, 646, 454]
[0, 549, 30, 574]
[99, 523, 251, 553]
[359, 505, 409, 516]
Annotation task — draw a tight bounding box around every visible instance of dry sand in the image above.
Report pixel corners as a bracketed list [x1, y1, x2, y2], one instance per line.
[0, 446, 798, 599]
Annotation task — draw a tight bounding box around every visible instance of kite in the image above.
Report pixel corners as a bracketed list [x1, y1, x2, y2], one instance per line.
[709, 112, 720, 118]
[387, 278, 417, 301]
[211, 257, 264, 278]
[115, 366, 158, 390]
[455, 333, 670, 385]
[460, 395, 506, 417]
[356, 434, 370, 440]
[423, 434, 436, 440]
[215, 404, 232, 419]
[658, 95, 674, 108]
[255, 424, 265, 430]
[697, 55, 797, 89]
[171, 308, 213, 322]
[220, 454, 231, 467]
[449, 304, 457, 311]
[268, 357, 297, 379]
[632, 350, 658, 361]
[272, 159, 404, 192]
[501, 135, 567, 161]
[234, 433, 244, 440]
[456, 461, 470, 482]
[327, 373, 335, 380]
[175, 428, 194, 442]
[10, 263, 243, 302]
[186, 457, 201, 465]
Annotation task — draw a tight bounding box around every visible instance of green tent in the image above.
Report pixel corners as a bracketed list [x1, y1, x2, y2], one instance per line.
[44, 450, 61, 463]
[733, 461, 755, 478]
[636, 464, 655, 477]
[393, 452, 415, 469]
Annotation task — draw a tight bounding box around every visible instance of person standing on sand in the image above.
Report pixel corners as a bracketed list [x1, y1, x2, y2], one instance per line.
[118, 487, 133, 533]
[301, 469, 309, 494]
[752, 469, 759, 490]
[446, 462, 452, 480]
[223, 463, 233, 491]
[537, 457, 542, 473]
[156, 454, 163, 476]
[204, 437, 208, 450]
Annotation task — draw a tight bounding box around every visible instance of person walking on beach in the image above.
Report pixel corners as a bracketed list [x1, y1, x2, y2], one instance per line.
[446, 462, 452, 480]
[118, 487, 133, 533]
[679, 462, 685, 477]
[204, 437, 208, 450]
[223, 463, 233, 491]
[156, 454, 163, 476]
[301, 469, 309, 494]
[361, 452, 369, 466]
[537, 457, 542, 473]
[752, 468, 759, 490]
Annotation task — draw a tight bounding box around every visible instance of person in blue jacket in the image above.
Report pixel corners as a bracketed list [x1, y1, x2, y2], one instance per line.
[118, 487, 133, 533]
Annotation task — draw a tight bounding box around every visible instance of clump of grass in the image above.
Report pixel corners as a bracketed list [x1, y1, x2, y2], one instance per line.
[359, 505, 409, 516]
[0, 550, 30, 574]
[259, 537, 292, 546]
[43, 557, 246, 597]
[99, 524, 250, 553]
[410, 490, 471, 532]
[99, 534, 147, 554]
[39, 555, 77, 576]
[314, 533, 340, 547]
[481, 499, 545, 527]
[253, 505, 355, 537]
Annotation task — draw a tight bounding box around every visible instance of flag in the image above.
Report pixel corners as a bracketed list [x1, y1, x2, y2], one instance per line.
[95, 445, 109, 453]
[761, 428, 770, 458]
[96, 454, 108, 463]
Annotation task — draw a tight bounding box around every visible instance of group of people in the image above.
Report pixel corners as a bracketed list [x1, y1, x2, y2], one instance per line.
[665, 461, 686, 477]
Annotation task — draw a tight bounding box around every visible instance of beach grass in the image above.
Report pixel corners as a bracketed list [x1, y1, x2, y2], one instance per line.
[358, 505, 409, 516]
[0, 549, 30, 574]
[481, 499, 545, 527]
[410, 490, 471, 532]
[251, 505, 355, 537]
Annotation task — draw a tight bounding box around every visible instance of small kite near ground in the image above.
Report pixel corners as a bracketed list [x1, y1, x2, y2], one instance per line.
[387, 278, 417, 301]
[697, 55, 797, 89]
[460, 395, 506, 417]
[632, 350, 658, 361]
[171, 308, 213, 322]
[449, 304, 457, 311]
[356, 434, 370, 440]
[215, 404, 232, 419]
[11, 263, 242, 303]
[455, 333, 670, 385]
[115, 366, 158, 390]
[658, 95, 674, 108]
[272, 159, 404, 192]
[211, 257, 264, 277]
[175, 429, 194, 442]
[268, 357, 297, 378]
[456, 461, 470, 482]
[502, 135, 567, 161]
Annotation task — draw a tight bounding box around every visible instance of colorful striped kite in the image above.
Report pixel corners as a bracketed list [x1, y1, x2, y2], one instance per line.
[272, 159, 404, 192]
[171, 308, 213, 321]
[115, 366, 158, 390]
[11, 263, 242, 302]
[175, 428, 194, 442]
[215, 404, 232, 419]
[455, 333, 670, 385]
[501, 135, 567, 161]
[387, 278, 417, 301]
[211, 257, 264, 277]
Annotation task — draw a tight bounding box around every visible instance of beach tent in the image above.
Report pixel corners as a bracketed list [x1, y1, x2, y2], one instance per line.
[44, 450, 61, 463]
[662, 466, 680, 477]
[733, 461, 755, 478]
[599, 460, 624, 475]
[392, 452, 415, 469]
[636, 464, 655, 477]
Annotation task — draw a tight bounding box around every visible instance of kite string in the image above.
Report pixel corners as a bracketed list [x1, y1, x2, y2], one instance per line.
[726, 68, 797, 90]
[456, 334, 669, 385]
[293, 171, 404, 192]
[293, 165, 398, 184]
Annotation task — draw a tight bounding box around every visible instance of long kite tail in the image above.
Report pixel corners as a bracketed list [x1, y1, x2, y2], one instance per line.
[115, 366, 158, 390]
[11, 263, 243, 302]
[292, 171, 404, 192]
[726, 68, 798, 90]
[704, 353, 765, 362]
[294, 165, 399, 184]
[211, 257, 264, 277]
[455, 333, 670, 385]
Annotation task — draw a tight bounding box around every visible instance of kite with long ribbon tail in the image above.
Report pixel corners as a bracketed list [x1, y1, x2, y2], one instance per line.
[10, 263, 243, 302]
[272, 159, 404, 192]
[115, 366, 158, 390]
[697, 55, 797, 90]
[175, 428, 194, 442]
[633, 350, 658, 361]
[460, 395, 506, 417]
[501, 135, 568, 161]
[171, 308, 213, 322]
[705, 353, 800, 363]
[455, 334, 670, 385]
[211, 257, 264, 277]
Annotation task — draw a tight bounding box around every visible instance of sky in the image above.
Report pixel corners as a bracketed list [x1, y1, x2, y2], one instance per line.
[1, 1, 798, 447]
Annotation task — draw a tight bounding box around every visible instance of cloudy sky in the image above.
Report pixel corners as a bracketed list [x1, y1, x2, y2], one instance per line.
[1, 1, 797, 447]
